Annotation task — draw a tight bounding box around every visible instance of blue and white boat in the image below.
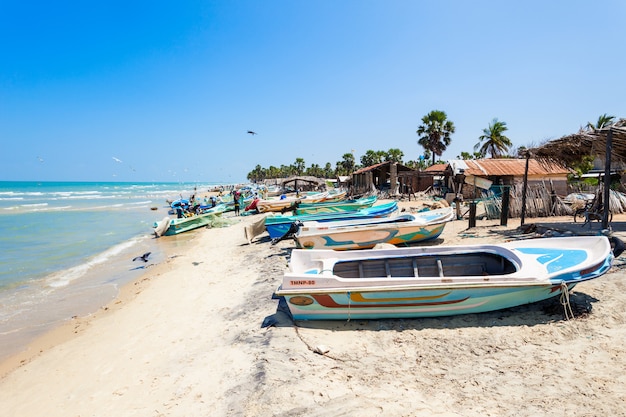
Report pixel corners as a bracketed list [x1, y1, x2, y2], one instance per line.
[275, 236, 614, 320]
[264, 201, 398, 239]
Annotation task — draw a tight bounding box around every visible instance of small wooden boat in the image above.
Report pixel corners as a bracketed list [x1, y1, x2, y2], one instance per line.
[294, 207, 455, 250]
[275, 236, 614, 320]
[295, 195, 377, 215]
[319, 189, 347, 202]
[153, 204, 227, 236]
[264, 201, 398, 239]
[256, 192, 329, 213]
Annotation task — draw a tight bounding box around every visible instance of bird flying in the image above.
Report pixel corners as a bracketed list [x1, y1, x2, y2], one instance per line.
[247, 131, 257, 135]
[112, 157, 123, 163]
[132, 252, 151, 262]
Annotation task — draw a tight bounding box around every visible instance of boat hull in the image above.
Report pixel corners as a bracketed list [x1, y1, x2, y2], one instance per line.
[279, 283, 573, 320]
[256, 192, 329, 213]
[264, 201, 398, 239]
[155, 211, 221, 236]
[295, 222, 447, 250]
[275, 236, 614, 320]
[294, 207, 454, 250]
[294, 196, 377, 215]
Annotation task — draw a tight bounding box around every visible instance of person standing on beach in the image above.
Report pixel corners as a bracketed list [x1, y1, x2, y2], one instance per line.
[233, 192, 240, 215]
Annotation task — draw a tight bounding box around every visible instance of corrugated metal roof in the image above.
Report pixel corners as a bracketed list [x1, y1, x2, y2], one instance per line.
[460, 159, 570, 176]
[424, 163, 448, 173]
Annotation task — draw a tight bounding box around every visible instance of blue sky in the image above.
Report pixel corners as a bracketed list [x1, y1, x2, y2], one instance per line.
[1, 1, 625, 183]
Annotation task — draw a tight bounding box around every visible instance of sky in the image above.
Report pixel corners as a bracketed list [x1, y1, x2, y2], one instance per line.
[1, 1, 625, 183]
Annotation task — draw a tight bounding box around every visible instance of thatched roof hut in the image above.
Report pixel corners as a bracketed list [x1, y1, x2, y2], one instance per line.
[530, 118, 626, 166]
[527, 118, 626, 227]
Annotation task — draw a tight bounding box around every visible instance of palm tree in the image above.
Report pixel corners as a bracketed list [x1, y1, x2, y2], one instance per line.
[360, 150, 385, 167]
[475, 118, 512, 158]
[587, 113, 615, 130]
[416, 110, 455, 165]
[336, 153, 356, 176]
[385, 148, 404, 164]
[293, 158, 306, 175]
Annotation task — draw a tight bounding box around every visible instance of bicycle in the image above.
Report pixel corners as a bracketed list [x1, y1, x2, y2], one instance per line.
[573, 200, 613, 226]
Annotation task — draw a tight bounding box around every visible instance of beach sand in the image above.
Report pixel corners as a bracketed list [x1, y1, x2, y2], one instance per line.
[1, 201, 626, 416]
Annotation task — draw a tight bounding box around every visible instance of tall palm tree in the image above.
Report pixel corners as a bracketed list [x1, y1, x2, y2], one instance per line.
[475, 118, 512, 158]
[337, 152, 356, 176]
[385, 148, 404, 164]
[587, 113, 615, 130]
[416, 110, 455, 165]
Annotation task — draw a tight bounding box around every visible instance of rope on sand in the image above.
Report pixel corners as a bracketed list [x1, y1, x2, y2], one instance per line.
[293, 326, 347, 362]
[560, 282, 575, 321]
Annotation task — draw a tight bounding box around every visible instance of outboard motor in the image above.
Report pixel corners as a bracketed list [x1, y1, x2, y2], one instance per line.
[610, 236, 625, 257]
[271, 220, 303, 245]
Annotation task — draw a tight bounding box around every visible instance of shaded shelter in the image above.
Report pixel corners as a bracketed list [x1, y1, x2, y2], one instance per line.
[280, 176, 325, 192]
[530, 118, 626, 227]
[351, 161, 414, 196]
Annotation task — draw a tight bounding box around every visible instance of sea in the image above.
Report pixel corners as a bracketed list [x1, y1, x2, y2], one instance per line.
[0, 181, 226, 362]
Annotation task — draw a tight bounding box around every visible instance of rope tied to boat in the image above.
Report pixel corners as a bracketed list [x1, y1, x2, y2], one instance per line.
[347, 291, 351, 322]
[560, 282, 575, 320]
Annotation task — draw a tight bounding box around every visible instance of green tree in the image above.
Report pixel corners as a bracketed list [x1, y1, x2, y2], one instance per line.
[457, 151, 481, 160]
[267, 165, 280, 178]
[306, 163, 324, 177]
[587, 113, 615, 130]
[475, 118, 512, 158]
[323, 162, 334, 178]
[336, 153, 356, 176]
[246, 164, 265, 182]
[416, 110, 455, 165]
[293, 158, 306, 175]
[360, 150, 385, 167]
[385, 148, 404, 163]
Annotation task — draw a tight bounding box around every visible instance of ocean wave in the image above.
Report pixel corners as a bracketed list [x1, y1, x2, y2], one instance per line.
[45, 236, 147, 288]
[30, 205, 72, 212]
[21, 203, 48, 208]
[0, 191, 43, 197]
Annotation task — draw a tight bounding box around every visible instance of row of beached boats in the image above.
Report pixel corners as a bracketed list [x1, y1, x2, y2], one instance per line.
[153, 187, 617, 322]
[263, 193, 616, 321]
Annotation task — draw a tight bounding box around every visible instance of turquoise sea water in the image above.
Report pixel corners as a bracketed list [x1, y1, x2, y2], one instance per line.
[0, 181, 224, 360]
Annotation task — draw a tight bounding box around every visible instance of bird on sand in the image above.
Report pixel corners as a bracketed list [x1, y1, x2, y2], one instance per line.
[132, 252, 151, 262]
[247, 131, 257, 135]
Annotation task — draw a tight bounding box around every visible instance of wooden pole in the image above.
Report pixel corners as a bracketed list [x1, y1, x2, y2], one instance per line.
[468, 201, 476, 228]
[500, 186, 509, 226]
[520, 151, 530, 226]
[603, 128, 613, 229]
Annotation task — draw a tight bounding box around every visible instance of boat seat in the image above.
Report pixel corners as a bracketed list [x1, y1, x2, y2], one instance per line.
[437, 259, 444, 277]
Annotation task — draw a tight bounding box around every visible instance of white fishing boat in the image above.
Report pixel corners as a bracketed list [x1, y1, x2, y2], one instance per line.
[294, 207, 455, 250]
[275, 236, 614, 320]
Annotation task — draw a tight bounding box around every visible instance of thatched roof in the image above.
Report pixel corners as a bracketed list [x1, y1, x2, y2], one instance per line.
[280, 175, 325, 186]
[530, 118, 626, 167]
[353, 161, 414, 174]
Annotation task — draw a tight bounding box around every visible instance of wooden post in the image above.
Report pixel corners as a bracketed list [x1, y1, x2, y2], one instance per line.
[468, 201, 477, 228]
[520, 151, 530, 226]
[390, 163, 398, 197]
[603, 128, 613, 229]
[500, 186, 509, 226]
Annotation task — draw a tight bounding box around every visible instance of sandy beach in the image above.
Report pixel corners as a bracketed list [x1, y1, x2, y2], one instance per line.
[1, 201, 626, 416]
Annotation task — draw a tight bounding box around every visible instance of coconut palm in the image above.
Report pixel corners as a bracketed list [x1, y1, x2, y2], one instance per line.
[587, 113, 616, 130]
[475, 118, 512, 158]
[385, 148, 404, 164]
[416, 110, 455, 165]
